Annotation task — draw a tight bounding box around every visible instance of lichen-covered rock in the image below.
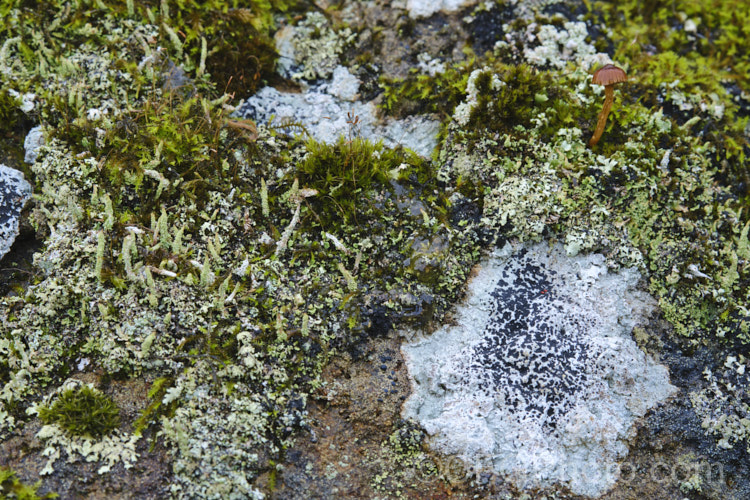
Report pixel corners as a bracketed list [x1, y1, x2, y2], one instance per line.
[275, 12, 355, 81]
[690, 354, 750, 452]
[406, 0, 476, 19]
[236, 78, 440, 157]
[23, 125, 44, 164]
[1, 0, 749, 497]
[401, 242, 677, 497]
[0, 164, 31, 261]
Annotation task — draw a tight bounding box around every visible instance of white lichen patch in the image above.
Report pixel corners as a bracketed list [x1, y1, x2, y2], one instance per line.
[522, 21, 612, 71]
[416, 53, 446, 77]
[401, 242, 677, 497]
[35, 424, 140, 475]
[23, 125, 45, 164]
[0, 163, 32, 261]
[659, 80, 727, 121]
[405, 0, 477, 19]
[236, 77, 440, 157]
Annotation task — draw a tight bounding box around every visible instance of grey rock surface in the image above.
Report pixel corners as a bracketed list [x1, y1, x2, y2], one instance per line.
[24, 125, 45, 164]
[235, 67, 440, 158]
[0, 164, 32, 261]
[401, 242, 677, 497]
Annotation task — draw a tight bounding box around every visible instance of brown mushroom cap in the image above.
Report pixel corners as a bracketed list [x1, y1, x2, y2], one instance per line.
[592, 64, 627, 86]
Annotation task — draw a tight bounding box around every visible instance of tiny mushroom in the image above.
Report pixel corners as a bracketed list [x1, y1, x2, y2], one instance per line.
[589, 64, 628, 147]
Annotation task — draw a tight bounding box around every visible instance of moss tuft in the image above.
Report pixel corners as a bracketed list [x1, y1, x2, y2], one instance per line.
[38, 386, 120, 438]
[378, 55, 474, 119]
[298, 136, 425, 225]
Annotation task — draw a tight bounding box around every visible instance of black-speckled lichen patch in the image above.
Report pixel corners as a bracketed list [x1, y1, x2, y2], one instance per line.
[402, 243, 676, 497]
[471, 250, 597, 432]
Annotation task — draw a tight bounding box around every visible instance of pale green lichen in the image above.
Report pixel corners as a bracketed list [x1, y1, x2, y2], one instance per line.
[34, 424, 140, 476]
[368, 422, 440, 499]
[158, 363, 273, 500]
[690, 356, 750, 452]
[284, 12, 355, 81]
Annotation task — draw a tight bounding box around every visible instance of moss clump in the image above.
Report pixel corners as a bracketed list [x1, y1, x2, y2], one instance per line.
[0, 89, 34, 167]
[476, 64, 564, 134]
[379, 56, 474, 119]
[452, 63, 576, 150]
[38, 386, 120, 438]
[96, 89, 235, 221]
[200, 9, 279, 98]
[0, 467, 57, 500]
[298, 136, 425, 225]
[0, 90, 25, 135]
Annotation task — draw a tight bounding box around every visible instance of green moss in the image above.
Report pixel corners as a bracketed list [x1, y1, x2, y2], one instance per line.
[154, 0, 301, 98]
[38, 386, 120, 438]
[200, 10, 278, 98]
[0, 88, 34, 168]
[597, 0, 750, 87]
[98, 91, 233, 217]
[378, 55, 474, 119]
[472, 64, 544, 127]
[297, 136, 425, 225]
[453, 62, 577, 149]
[594, 0, 749, 202]
[0, 467, 57, 500]
[0, 90, 24, 135]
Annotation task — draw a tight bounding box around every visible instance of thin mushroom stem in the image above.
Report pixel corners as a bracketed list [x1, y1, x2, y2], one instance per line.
[589, 85, 615, 147]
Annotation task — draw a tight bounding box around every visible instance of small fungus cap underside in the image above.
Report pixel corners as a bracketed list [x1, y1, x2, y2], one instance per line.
[592, 64, 627, 86]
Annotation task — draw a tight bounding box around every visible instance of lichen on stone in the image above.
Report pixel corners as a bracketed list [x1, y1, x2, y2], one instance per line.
[402, 242, 677, 497]
[0, 163, 32, 261]
[1, 0, 750, 496]
[277, 12, 355, 81]
[29, 380, 138, 476]
[236, 70, 441, 157]
[690, 355, 750, 452]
